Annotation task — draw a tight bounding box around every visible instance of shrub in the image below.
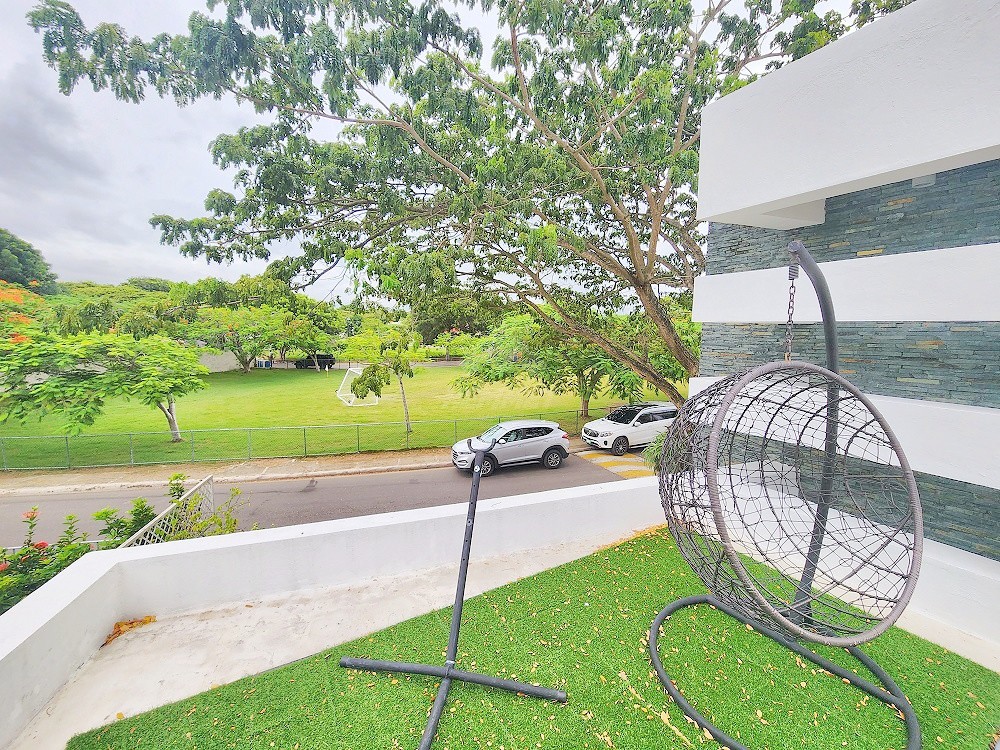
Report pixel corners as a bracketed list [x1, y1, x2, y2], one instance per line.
[0, 477, 247, 614]
[0, 508, 91, 614]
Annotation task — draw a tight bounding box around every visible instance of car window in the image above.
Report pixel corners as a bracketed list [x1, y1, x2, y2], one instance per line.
[502, 429, 523, 442]
[480, 424, 504, 440]
[636, 413, 654, 424]
[651, 410, 676, 421]
[534, 427, 555, 438]
[607, 406, 643, 424]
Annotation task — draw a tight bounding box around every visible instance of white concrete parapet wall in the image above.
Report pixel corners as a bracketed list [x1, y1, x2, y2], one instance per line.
[2, 476, 998, 747]
[697, 0, 1000, 229]
[0, 478, 662, 748]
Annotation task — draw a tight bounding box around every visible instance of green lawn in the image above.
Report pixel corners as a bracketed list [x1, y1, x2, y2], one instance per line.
[0, 368, 686, 469]
[69, 530, 998, 750]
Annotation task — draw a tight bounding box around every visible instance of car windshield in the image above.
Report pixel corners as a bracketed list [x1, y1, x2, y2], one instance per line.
[479, 424, 505, 440]
[606, 406, 643, 424]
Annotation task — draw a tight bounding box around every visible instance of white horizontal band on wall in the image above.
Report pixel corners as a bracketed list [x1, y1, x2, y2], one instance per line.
[688, 376, 1000, 492]
[692, 243, 1000, 324]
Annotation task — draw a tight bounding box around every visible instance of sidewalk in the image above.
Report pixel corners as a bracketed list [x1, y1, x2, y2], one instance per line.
[0, 439, 593, 495]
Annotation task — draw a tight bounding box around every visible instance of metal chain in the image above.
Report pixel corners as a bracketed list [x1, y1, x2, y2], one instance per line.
[784, 263, 799, 361]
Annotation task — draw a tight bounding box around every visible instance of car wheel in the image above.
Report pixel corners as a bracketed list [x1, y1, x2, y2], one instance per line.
[541, 448, 563, 469]
[611, 437, 629, 456]
[478, 455, 496, 477]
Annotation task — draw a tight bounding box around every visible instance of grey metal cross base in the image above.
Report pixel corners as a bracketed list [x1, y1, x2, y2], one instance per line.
[649, 595, 920, 750]
[339, 440, 568, 750]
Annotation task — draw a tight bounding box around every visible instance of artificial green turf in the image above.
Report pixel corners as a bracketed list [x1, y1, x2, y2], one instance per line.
[0, 368, 684, 468]
[68, 530, 999, 750]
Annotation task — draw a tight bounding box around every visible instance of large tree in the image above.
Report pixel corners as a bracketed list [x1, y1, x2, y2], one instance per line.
[28, 0, 911, 402]
[458, 313, 663, 417]
[184, 305, 291, 373]
[0, 228, 58, 295]
[0, 330, 207, 440]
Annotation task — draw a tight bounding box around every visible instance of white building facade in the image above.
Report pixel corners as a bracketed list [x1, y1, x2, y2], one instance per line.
[691, 0, 1000, 659]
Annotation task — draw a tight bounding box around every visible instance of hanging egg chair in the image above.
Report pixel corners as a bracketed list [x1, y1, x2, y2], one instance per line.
[649, 242, 924, 749]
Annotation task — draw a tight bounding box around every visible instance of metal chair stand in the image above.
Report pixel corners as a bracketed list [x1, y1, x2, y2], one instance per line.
[340, 440, 567, 750]
[649, 595, 920, 750]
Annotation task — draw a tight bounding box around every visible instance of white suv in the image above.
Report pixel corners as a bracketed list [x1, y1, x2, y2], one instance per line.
[582, 403, 678, 455]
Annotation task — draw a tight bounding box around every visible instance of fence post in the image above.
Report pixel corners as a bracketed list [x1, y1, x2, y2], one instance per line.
[356, 424, 361, 453]
[0, 437, 6, 470]
[247, 429, 253, 460]
[190, 432, 196, 461]
[405, 427, 409, 450]
[129, 433, 135, 465]
[303, 426, 308, 457]
[64, 435, 71, 468]
[454, 421, 458, 442]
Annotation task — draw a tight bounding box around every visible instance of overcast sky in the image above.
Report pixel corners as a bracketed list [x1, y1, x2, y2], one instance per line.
[0, 0, 856, 299]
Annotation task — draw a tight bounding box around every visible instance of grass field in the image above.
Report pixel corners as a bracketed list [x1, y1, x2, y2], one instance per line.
[68, 529, 1000, 750]
[0, 367, 685, 469]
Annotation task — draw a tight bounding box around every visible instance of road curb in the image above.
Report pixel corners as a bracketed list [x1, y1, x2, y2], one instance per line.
[0, 446, 593, 497]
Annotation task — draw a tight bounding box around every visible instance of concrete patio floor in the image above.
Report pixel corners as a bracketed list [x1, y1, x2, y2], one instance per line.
[10, 536, 607, 750]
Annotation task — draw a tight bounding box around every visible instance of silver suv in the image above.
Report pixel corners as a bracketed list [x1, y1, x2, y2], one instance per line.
[582, 403, 678, 455]
[452, 420, 569, 477]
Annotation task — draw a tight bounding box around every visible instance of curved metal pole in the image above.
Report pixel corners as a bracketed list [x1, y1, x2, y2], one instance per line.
[786, 241, 840, 623]
[649, 595, 920, 749]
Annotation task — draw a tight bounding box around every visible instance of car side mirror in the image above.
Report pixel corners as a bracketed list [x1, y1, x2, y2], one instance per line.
[497, 438, 507, 444]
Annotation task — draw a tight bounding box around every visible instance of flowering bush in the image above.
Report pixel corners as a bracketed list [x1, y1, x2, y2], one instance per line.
[0, 508, 92, 615]
[0, 479, 248, 615]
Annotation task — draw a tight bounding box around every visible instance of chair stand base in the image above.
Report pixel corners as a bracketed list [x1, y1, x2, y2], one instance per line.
[648, 595, 920, 750]
[339, 657, 567, 750]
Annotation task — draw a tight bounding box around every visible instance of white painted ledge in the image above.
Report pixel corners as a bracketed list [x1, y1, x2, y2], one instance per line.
[693, 243, 1000, 324]
[696, 0, 1000, 228]
[689, 377, 1000, 491]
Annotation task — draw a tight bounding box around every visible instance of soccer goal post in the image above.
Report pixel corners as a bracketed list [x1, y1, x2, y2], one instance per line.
[336, 366, 379, 407]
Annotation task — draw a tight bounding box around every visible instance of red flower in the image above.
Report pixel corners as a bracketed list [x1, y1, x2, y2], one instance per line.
[34, 541, 49, 550]
[22, 510, 38, 520]
[0, 562, 9, 573]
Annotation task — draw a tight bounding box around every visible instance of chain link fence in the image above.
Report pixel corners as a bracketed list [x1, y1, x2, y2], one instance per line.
[0, 408, 615, 470]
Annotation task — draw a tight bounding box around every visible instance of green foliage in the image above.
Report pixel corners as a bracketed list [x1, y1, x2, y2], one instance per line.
[851, 0, 916, 27]
[167, 486, 246, 540]
[183, 305, 292, 372]
[458, 313, 690, 414]
[642, 429, 670, 472]
[410, 287, 508, 342]
[0, 228, 58, 294]
[0, 330, 208, 435]
[92, 498, 158, 549]
[125, 277, 174, 292]
[48, 280, 172, 336]
[25, 0, 901, 399]
[0, 483, 247, 613]
[343, 322, 426, 432]
[0, 507, 91, 614]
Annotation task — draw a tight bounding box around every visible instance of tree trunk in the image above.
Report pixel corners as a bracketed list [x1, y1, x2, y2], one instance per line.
[398, 374, 412, 434]
[157, 398, 183, 442]
[580, 396, 590, 419]
[311, 353, 320, 371]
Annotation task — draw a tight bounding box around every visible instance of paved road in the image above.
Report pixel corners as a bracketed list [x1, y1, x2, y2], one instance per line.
[0, 456, 620, 547]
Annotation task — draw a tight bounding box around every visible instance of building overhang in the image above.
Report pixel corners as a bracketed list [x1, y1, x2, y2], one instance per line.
[697, 0, 1000, 229]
